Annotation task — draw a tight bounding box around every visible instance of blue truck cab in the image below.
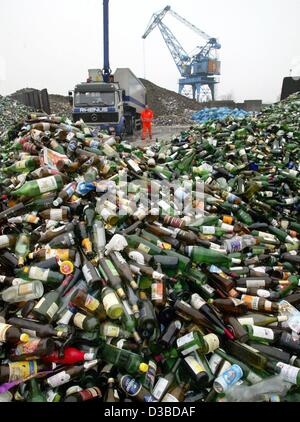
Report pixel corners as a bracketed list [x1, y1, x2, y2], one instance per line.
[69, 68, 146, 137]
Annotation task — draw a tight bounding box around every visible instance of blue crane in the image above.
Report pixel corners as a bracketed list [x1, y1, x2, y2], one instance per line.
[142, 5, 221, 101]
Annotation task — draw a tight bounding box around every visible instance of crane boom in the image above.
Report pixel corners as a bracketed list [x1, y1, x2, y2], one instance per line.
[158, 22, 190, 74]
[167, 8, 212, 42]
[142, 6, 170, 39]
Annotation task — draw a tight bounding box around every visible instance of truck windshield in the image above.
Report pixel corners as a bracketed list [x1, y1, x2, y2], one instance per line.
[75, 92, 115, 107]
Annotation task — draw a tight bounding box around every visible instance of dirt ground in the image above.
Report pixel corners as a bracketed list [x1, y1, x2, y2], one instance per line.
[127, 125, 191, 146]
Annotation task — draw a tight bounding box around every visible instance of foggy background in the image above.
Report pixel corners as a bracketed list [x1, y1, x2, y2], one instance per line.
[0, 0, 299, 103]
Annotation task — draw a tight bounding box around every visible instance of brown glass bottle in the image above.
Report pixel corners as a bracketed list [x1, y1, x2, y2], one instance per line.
[70, 289, 106, 321]
[208, 298, 249, 315]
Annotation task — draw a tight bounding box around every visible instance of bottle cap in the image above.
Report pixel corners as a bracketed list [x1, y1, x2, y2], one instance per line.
[28, 253, 34, 259]
[20, 333, 30, 343]
[139, 363, 149, 373]
[59, 260, 74, 275]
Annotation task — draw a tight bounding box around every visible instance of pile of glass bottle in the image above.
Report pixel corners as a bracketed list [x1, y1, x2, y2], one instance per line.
[0, 92, 299, 403]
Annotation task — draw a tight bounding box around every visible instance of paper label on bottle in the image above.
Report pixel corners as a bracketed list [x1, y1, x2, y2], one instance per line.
[221, 223, 234, 232]
[102, 292, 119, 312]
[50, 209, 63, 221]
[185, 356, 205, 375]
[79, 387, 101, 401]
[177, 332, 194, 348]
[18, 283, 34, 296]
[157, 240, 172, 250]
[73, 313, 86, 330]
[277, 362, 300, 384]
[45, 248, 68, 260]
[264, 300, 273, 312]
[103, 324, 120, 337]
[202, 226, 216, 235]
[114, 251, 125, 265]
[251, 326, 274, 340]
[151, 283, 163, 301]
[47, 302, 59, 319]
[37, 176, 58, 193]
[153, 377, 169, 400]
[257, 289, 270, 299]
[83, 265, 94, 284]
[85, 295, 99, 312]
[238, 317, 255, 326]
[0, 323, 11, 342]
[34, 297, 46, 310]
[29, 267, 49, 281]
[208, 354, 223, 374]
[15, 160, 27, 169]
[9, 361, 37, 382]
[190, 294, 205, 310]
[137, 243, 150, 254]
[162, 393, 179, 402]
[242, 295, 259, 310]
[47, 371, 71, 388]
[231, 298, 244, 307]
[120, 375, 142, 396]
[0, 235, 9, 248]
[105, 259, 119, 277]
[14, 339, 41, 357]
[246, 279, 266, 288]
[204, 334, 220, 353]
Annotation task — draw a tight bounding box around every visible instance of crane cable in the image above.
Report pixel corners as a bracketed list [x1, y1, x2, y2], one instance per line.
[142, 39, 147, 80]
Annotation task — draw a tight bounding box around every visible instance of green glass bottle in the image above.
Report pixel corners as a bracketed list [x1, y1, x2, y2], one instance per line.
[3, 157, 40, 175]
[99, 341, 148, 375]
[185, 246, 232, 267]
[15, 266, 64, 285]
[11, 175, 64, 197]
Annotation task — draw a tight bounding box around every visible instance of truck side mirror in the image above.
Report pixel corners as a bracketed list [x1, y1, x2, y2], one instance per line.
[68, 91, 73, 106]
[122, 89, 126, 99]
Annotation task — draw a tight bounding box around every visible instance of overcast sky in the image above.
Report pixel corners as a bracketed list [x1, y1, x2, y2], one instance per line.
[0, 0, 299, 103]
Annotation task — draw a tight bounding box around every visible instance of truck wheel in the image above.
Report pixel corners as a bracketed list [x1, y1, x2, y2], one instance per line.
[125, 116, 135, 135]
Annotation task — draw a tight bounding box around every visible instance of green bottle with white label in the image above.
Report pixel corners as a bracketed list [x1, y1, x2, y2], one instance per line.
[176, 331, 220, 356]
[11, 175, 64, 197]
[15, 266, 64, 285]
[32, 276, 71, 322]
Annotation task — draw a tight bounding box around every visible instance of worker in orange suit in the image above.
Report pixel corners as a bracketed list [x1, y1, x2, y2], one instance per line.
[141, 105, 154, 142]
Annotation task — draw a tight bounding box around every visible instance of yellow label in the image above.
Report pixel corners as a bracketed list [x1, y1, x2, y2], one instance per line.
[46, 248, 69, 261]
[85, 295, 99, 312]
[9, 361, 37, 382]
